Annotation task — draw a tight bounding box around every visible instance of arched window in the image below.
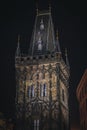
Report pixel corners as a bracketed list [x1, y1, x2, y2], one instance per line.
[34, 120, 39, 130]
[28, 85, 34, 98]
[43, 84, 46, 97]
[34, 120, 36, 130]
[40, 83, 47, 97]
[37, 120, 39, 130]
[31, 85, 34, 97]
[40, 84, 43, 97]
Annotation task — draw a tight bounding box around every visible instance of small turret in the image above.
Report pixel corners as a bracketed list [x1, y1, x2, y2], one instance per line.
[49, 3, 51, 13]
[36, 3, 39, 16]
[56, 30, 61, 53]
[15, 35, 21, 57]
[65, 48, 70, 69]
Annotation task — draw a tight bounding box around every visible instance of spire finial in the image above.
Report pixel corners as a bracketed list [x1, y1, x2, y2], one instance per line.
[56, 29, 61, 53]
[17, 34, 20, 49]
[65, 48, 67, 56]
[15, 34, 21, 57]
[65, 48, 70, 69]
[49, 1, 51, 13]
[56, 29, 59, 40]
[18, 34, 20, 44]
[36, 2, 38, 16]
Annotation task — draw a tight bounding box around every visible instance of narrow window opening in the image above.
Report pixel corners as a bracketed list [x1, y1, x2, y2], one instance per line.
[43, 84, 46, 97]
[34, 120, 39, 130]
[40, 84, 47, 97]
[28, 85, 34, 98]
[40, 84, 43, 97]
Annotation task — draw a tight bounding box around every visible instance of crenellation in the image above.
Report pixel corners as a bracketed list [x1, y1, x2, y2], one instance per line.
[15, 52, 62, 65]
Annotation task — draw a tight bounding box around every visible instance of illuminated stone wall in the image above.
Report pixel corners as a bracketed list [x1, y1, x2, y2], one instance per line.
[15, 53, 70, 130]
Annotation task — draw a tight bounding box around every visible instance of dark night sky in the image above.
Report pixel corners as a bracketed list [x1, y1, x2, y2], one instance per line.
[0, 0, 87, 128]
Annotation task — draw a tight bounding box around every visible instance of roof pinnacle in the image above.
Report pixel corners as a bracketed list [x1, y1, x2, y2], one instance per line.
[49, 2, 51, 13]
[56, 29, 61, 53]
[15, 34, 21, 57]
[56, 29, 59, 40]
[65, 48, 70, 69]
[18, 35, 20, 45]
[36, 3, 39, 16]
[65, 48, 67, 57]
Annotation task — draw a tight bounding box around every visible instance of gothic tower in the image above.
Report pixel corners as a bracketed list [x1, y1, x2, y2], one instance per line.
[15, 7, 70, 130]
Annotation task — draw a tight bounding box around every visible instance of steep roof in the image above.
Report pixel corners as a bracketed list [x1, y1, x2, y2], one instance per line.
[29, 10, 60, 56]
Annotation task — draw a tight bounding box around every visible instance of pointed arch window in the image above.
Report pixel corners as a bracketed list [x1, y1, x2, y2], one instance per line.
[40, 83, 47, 97]
[43, 84, 46, 96]
[40, 84, 43, 97]
[34, 120, 39, 130]
[28, 85, 34, 98]
[34, 120, 36, 130]
[31, 85, 34, 97]
[37, 120, 39, 130]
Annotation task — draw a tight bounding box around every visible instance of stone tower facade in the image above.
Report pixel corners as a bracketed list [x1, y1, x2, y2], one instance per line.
[15, 8, 70, 130]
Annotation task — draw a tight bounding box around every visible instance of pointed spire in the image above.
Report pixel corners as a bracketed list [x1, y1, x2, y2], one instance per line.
[15, 35, 21, 57]
[49, 1, 51, 13]
[18, 35, 20, 47]
[29, 7, 56, 55]
[65, 48, 70, 69]
[56, 29, 59, 40]
[36, 2, 39, 16]
[56, 29, 61, 53]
